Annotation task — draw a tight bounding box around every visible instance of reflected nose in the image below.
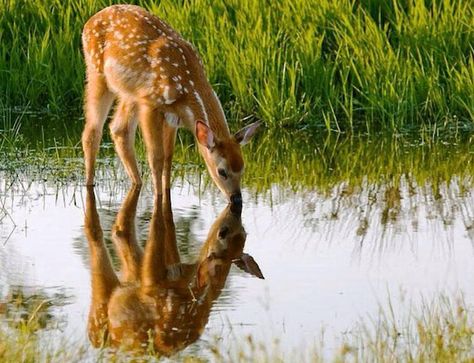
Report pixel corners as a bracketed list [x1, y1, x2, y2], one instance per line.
[230, 192, 242, 206]
[230, 200, 242, 216]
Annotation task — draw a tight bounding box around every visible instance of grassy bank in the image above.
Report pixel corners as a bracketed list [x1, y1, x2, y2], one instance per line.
[1, 0, 473, 134]
[0, 292, 472, 362]
[2, 115, 473, 193]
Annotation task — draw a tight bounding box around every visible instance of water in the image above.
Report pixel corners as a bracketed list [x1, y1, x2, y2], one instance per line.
[1, 157, 473, 358]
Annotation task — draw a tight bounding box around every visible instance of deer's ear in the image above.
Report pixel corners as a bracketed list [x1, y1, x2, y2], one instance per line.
[196, 261, 207, 288]
[195, 120, 215, 149]
[233, 253, 264, 279]
[234, 121, 261, 146]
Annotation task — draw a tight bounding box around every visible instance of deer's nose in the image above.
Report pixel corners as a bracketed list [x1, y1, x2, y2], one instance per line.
[230, 192, 242, 205]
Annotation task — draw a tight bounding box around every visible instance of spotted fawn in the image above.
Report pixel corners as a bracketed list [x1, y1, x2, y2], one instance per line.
[82, 5, 260, 203]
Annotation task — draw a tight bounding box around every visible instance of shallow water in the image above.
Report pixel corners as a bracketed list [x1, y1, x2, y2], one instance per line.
[1, 157, 473, 358]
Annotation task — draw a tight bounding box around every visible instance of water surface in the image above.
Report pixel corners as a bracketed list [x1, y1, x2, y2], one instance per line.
[0, 134, 473, 358]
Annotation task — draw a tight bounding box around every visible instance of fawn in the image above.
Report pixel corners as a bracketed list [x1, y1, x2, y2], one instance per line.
[84, 186, 263, 354]
[82, 5, 260, 204]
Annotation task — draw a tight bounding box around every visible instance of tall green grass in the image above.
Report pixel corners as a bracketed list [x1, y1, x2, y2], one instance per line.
[1, 0, 473, 134]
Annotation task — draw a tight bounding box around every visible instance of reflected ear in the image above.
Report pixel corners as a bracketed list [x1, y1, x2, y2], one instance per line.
[233, 253, 264, 279]
[197, 255, 224, 288]
[234, 121, 261, 146]
[195, 120, 215, 149]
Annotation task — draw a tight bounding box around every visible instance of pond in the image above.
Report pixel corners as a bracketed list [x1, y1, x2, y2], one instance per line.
[0, 127, 473, 360]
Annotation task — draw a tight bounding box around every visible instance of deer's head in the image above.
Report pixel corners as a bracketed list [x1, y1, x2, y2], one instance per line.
[197, 203, 264, 288]
[196, 121, 260, 204]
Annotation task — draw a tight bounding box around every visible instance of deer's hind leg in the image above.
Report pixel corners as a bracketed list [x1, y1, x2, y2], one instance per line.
[82, 73, 115, 186]
[109, 99, 141, 185]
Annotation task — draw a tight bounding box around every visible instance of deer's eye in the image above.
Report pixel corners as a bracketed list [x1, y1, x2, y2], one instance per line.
[218, 168, 228, 179]
[218, 226, 229, 239]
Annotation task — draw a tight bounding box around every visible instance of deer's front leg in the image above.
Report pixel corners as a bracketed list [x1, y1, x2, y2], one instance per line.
[139, 105, 164, 200]
[162, 122, 177, 192]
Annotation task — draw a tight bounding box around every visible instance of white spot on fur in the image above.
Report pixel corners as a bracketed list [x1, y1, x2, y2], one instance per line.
[163, 86, 175, 104]
[184, 106, 194, 122]
[193, 90, 208, 123]
[212, 90, 229, 131]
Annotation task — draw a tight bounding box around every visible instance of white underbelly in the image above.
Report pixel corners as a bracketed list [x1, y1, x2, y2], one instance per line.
[104, 57, 151, 99]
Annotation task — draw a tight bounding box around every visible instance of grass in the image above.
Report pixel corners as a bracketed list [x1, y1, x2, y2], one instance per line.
[344, 296, 474, 362]
[211, 297, 474, 362]
[0, 287, 88, 363]
[0, 290, 472, 362]
[1, 0, 473, 134]
[1, 112, 473, 196]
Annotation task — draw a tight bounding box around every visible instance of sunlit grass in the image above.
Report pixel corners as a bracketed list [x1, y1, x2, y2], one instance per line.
[0, 292, 471, 362]
[351, 297, 474, 362]
[0, 288, 88, 363]
[1, 114, 472, 195]
[1, 0, 473, 134]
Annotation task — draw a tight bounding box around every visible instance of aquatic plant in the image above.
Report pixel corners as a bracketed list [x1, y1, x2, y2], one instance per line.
[0, 295, 471, 362]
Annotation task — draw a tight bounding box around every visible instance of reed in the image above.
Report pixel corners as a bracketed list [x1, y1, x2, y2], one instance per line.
[0, 292, 471, 362]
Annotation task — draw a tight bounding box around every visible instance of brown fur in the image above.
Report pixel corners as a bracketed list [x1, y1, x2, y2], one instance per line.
[215, 140, 244, 173]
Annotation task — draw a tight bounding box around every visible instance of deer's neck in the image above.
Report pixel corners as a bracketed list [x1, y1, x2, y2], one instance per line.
[180, 85, 231, 140]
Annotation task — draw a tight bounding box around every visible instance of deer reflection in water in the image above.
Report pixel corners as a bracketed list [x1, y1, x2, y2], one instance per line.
[84, 186, 263, 355]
